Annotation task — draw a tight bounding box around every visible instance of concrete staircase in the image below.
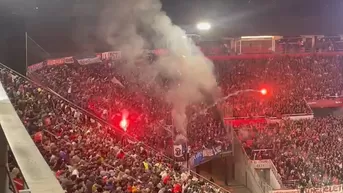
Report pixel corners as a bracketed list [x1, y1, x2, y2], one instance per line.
[199, 171, 252, 193]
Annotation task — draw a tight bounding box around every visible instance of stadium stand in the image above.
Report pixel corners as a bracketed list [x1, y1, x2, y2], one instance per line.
[1, 63, 229, 193]
[4, 35, 343, 193]
[28, 51, 343, 192]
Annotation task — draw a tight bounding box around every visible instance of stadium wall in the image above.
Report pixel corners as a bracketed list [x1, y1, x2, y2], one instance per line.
[194, 156, 234, 185]
[232, 131, 272, 193]
[268, 170, 281, 190]
[250, 160, 282, 189]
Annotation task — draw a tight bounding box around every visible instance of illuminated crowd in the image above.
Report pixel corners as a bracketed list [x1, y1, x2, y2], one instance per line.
[216, 56, 343, 117]
[237, 117, 343, 188]
[0, 67, 226, 193]
[33, 62, 230, 156]
[33, 55, 343, 120]
[3, 53, 343, 192]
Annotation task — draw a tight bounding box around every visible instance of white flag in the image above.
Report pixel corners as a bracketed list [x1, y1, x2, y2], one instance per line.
[173, 144, 183, 158]
[111, 76, 124, 87]
[203, 149, 213, 157]
[127, 139, 137, 144]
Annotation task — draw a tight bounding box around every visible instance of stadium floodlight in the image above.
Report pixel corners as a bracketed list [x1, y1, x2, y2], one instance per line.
[196, 22, 211, 31]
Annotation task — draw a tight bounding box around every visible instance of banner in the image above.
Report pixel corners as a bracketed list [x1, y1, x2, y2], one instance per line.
[270, 190, 300, 193]
[224, 117, 267, 127]
[250, 159, 270, 169]
[77, 57, 102, 65]
[173, 144, 186, 162]
[305, 184, 343, 193]
[203, 149, 214, 157]
[270, 184, 343, 193]
[193, 151, 204, 166]
[283, 114, 314, 120]
[64, 56, 74, 64]
[101, 51, 121, 60]
[173, 144, 183, 158]
[27, 62, 43, 74]
[47, 58, 65, 66]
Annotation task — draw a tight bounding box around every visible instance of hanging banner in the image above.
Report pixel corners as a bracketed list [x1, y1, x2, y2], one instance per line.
[101, 51, 121, 60]
[64, 56, 74, 64]
[173, 144, 183, 158]
[47, 58, 65, 66]
[270, 184, 343, 193]
[250, 159, 270, 169]
[77, 57, 102, 65]
[305, 184, 343, 193]
[27, 62, 43, 74]
[270, 190, 300, 193]
[193, 151, 204, 166]
[202, 149, 214, 157]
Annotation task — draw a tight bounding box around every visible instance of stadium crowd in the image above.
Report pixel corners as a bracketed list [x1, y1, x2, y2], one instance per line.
[0, 67, 226, 193]
[216, 56, 343, 117]
[33, 62, 230, 155]
[31, 54, 343, 190]
[3, 52, 343, 192]
[35, 56, 343, 120]
[237, 117, 343, 188]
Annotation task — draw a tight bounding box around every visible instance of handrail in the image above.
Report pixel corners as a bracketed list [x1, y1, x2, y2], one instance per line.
[1, 63, 231, 193]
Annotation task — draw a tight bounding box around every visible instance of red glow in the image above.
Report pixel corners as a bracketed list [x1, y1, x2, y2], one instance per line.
[260, 88, 267, 95]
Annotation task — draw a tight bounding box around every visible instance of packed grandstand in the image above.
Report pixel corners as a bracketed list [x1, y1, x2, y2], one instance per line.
[3, 35, 343, 193]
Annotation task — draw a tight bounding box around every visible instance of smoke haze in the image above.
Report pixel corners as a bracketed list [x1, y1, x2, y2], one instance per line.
[98, 0, 218, 144]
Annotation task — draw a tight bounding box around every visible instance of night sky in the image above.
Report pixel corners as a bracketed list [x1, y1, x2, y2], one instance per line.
[0, 0, 342, 71]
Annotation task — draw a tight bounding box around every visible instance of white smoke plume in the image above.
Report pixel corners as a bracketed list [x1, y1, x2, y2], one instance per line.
[98, 0, 218, 144]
